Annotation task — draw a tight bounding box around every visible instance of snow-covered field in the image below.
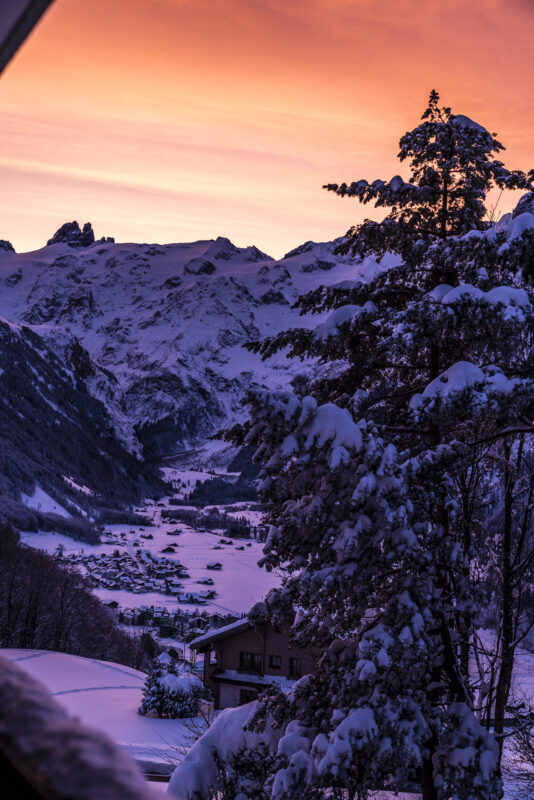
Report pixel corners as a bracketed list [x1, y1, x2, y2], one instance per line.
[21, 489, 279, 616]
[0, 649, 189, 768]
[21, 485, 71, 517]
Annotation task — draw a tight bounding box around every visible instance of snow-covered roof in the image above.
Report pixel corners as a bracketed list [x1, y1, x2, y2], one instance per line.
[190, 618, 251, 650]
[213, 669, 296, 691]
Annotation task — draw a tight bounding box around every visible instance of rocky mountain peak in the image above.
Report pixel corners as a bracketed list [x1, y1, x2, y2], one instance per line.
[47, 221, 114, 249]
[0, 240, 15, 254]
[0, 232, 359, 454]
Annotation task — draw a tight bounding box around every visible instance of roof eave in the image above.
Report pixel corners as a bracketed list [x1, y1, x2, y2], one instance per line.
[190, 619, 252, 650]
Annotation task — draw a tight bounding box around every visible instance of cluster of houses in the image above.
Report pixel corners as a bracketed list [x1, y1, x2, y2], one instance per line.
[55, 546, 218, 602]
[116, 605, 239, 641]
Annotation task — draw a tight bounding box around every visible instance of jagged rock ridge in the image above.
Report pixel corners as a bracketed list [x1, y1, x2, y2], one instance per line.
[47, 221, 114, 249]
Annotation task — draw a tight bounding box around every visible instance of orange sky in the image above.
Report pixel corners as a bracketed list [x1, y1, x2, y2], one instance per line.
[1, 0, 534, 257]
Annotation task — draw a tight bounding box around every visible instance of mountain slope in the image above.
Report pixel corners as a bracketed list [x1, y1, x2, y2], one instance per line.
[0, 316, 163, 524]
[0, 225, 387, 455]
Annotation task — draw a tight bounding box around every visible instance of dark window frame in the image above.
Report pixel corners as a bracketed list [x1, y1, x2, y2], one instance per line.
[239, 651, 262, 673]
[288, 657, 302, 678]
[269, 654, 282, 669]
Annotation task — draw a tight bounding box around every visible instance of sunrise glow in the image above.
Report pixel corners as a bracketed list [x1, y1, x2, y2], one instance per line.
[1, 0, 533, 256]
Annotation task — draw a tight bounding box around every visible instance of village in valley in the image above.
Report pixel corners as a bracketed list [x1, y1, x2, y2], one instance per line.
[21, 466, 276, 652]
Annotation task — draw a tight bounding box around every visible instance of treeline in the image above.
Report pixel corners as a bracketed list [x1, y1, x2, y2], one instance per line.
[177, 476, 256, 507]
[96, 508, 150, 526]
[0, 523, 156, 669]
[1, 498, 100, 544]
[163, 507, 253, 537]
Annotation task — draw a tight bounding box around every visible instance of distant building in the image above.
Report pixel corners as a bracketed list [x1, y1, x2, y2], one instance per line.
[191, 619, 318, 709]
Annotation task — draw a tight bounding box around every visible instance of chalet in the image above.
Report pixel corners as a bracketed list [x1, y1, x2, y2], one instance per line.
[191, 619, 318, 709]
[211, 612, 238, 628]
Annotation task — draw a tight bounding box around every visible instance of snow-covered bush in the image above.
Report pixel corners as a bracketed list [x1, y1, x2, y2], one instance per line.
[167, 702, 280, 800]
[139, 653, 203, 719]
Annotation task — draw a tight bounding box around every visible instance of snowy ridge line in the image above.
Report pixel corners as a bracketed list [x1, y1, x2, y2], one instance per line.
[11, 648, 148, 681]
[0, 231, 374, 454]
[10, 650, 51, 662]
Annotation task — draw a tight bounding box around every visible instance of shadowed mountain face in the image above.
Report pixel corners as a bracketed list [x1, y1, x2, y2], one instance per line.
[0, 228, 378, 456]
[0, 317, 164, 521]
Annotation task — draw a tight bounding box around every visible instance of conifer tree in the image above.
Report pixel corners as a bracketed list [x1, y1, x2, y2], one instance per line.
[243, 92, 534, 797]
[139, 652, 204, 719]
[241, 390, 500, 800]
[139, 651, 177, 718]
[170, 92, 534, 800]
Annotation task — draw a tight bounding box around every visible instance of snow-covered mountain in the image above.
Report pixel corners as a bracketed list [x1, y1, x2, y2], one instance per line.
[0, 223, 384, 456]
[0, 314, 164, 524]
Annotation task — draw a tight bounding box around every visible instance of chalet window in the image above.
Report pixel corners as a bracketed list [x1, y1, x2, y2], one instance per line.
[239, 652, 262, 673]
[269, 655, 281, 669]
[288, 657, 302, 678]
[239, 688, 258, 705]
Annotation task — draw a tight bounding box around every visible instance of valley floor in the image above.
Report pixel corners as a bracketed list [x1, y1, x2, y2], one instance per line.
[20, 477, 279, 618]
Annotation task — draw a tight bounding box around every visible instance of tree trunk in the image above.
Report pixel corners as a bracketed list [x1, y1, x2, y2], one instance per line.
[494, 442, 514, 764]
[421, 752, 438, 800]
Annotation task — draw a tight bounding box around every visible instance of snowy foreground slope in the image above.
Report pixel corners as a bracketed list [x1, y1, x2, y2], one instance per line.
[1, 649, 187, 771]
[0, 226, 387, 454]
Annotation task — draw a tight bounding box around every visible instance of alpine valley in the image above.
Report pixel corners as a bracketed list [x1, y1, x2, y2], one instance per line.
[0, 220, 392, 515]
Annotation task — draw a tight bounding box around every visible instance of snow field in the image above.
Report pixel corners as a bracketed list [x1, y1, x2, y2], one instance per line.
[21, 489, 280, 616]
[0, 649, 190, 766]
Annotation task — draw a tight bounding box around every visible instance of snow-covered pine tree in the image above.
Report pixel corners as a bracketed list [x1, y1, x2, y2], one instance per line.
[322, 92, 534, 767]
[140, 652, 204, 719]
[139, 651, 177, 718]
[323, 89, 531, 266]
[238, 92, 534, 795]
[246, 390, 504, 800]
[163, 672, 204, 719]
[169, 391, 500, 800]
